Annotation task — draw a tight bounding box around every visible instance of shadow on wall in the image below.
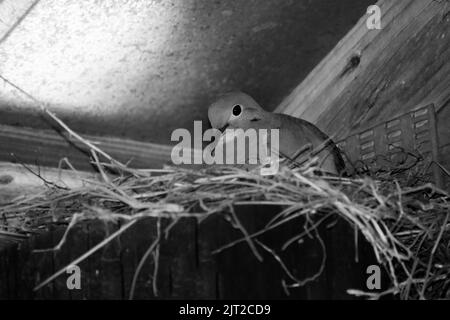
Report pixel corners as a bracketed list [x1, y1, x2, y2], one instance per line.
[0, 0, 372, 145]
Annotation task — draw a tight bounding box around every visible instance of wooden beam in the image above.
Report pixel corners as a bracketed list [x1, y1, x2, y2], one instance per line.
[276, 0, 450, 141]
[0, 124, 174, 171]
[0, 161, 96, 204]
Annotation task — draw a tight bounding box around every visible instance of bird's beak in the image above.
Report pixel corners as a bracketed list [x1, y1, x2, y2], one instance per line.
[218, 123, 229, 133]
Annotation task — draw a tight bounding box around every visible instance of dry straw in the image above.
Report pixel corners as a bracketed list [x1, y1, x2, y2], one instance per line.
[2, 152, 449, 299]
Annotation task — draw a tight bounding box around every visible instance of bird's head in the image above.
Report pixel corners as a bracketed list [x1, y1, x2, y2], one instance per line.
[208, 91, 266, 131]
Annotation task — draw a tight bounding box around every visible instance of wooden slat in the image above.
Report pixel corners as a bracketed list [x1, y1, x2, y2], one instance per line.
[427, 104, 445, 189]
[276, 0, 450, 141]
[2, 212, 373, 299]
[437, 103, 450, 148]
[440, 144, 450, 191]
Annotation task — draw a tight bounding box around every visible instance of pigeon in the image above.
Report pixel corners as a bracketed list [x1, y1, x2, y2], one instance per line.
[207, 91, 345, 175]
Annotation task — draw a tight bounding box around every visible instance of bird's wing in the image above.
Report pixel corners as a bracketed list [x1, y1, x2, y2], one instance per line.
[272, 113, 346, 173]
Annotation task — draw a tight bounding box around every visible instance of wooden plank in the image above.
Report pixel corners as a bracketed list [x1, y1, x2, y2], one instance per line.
[276, 0, 450, 141]
[1, 207, 379, 299]
[437, 103, 450, 148]
[35, 223, 92, 299]
[326, 217, 383, 299]
[29, 227, 57, 299]
[0, 245, 8, 298]
[119, 218, 158, 299]
[212, 205, 309, 299]
[302, 219, 331, 299]
[51, 225, 74, 300]
[161, 217, 199, 299]
[97, 221, 123, 300]
[1, 244, 18, 298]
[439, 144, 450, 191]
[0, 161, 96, 205]
[196, 216, 222, 299]
[318, 8, 449, 140]
[277, 0, 410, 116]
[5, 233, 41, 299]
[0, 124, 173, 171]
[427, 104, 445, 188]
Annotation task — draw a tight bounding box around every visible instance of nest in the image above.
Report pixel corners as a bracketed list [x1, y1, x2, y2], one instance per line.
[0, 86, 448, 299]
[1, 150, 449, 299]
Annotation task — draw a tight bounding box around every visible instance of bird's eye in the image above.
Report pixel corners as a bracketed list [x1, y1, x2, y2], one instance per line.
[232, 104, 242, 116]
